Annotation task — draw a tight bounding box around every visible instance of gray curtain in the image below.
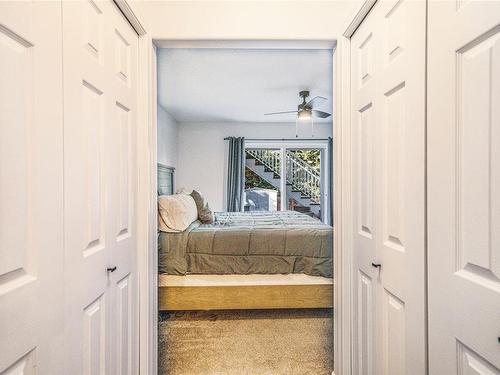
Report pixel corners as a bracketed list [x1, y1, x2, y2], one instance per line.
[226, 137, 245, 212]
[328, 137, 334, 225]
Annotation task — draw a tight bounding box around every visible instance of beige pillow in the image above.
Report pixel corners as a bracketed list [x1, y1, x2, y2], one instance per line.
[158, 193, 198, 232]
[190, 190, 214, 224]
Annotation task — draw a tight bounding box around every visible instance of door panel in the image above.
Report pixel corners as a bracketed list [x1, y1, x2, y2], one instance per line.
[359, 103, 375, 238]
[115, 102, 132, 240]
[81, 80, 106, 255]
[383, 82, 405, 252]
[63, 1, 139, 373]
[83, 296, 107, 375]
[63, 2, 109, 371]
[351, 13, 379, 375]
[351, 1, 426, 374]
[357, 271, 374, 375]
[382, 289, 405, 375]
[457, 342, 500, 375]
[83, 0, 104, 62]
[428, 1, 500, 373]
[1, 350, 36, 375]
[458, 31, 500, 282]
[0, 23, 32, 288]
[0, 1, 64, 374]
[108, 12, 138, 375]
[116, 274, 132, 375]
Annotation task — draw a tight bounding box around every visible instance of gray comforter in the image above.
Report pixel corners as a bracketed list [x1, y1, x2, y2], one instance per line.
[158, 211, 333, 278]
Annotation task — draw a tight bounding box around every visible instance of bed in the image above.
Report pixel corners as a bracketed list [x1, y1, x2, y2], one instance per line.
[156, 165, 333, 310]
[158, 210, 333, 311]
[158, 210, 333, 278]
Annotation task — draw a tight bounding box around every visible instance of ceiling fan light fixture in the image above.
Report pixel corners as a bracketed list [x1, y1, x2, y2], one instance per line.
[297, 109, 312, 120]
[264, 90, 331, 122]
[295, 109, 314, 138]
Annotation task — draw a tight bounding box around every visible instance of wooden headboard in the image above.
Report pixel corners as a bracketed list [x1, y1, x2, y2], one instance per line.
[157, 164, 175, 196]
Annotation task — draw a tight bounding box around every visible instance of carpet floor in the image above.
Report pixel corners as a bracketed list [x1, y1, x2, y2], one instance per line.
[158, 309, 333, 375]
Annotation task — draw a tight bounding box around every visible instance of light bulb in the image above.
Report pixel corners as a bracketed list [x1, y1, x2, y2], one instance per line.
[298, 110, 311, 120]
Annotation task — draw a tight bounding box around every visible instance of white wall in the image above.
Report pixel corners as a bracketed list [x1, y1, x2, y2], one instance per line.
[176, 122, 332, 211]
[157, 105, 178, 168]
[131, 1, 362, 41]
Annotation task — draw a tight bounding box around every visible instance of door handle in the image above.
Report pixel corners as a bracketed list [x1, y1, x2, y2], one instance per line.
[107, 266, 117, 273]
[371, 262, 381, 269]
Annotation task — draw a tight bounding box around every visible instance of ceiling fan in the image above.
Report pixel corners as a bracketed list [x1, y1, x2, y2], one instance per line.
[264, 90, 331, 119]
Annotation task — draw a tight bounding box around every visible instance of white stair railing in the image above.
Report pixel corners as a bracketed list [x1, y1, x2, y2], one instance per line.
[246, 149, 321, 203]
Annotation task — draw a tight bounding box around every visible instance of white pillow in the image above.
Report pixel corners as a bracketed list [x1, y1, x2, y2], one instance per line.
[158, 193, 198, 232]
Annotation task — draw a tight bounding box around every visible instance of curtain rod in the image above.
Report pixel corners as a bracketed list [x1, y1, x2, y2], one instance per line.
[224, 137, 332, 141]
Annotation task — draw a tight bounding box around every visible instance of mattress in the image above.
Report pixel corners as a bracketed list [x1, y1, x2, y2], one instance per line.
[158, 210, 333, 277]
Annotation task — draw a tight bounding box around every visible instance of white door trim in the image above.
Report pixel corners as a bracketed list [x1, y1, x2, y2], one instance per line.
[137, 35, 158, 375]
[113, 0, 147, 36]
[333, 35, 353, 375]
[334, 2, 377, 374]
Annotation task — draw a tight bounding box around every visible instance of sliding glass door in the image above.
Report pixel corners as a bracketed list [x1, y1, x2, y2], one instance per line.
[243, 140, 331, 223]
[285, 149, 322, 219]
[244, 148, 282, 212]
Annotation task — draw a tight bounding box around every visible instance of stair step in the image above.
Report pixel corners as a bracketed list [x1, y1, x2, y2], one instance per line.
[245, 155, 254, 160]
[273, 174, 280, 179]
[301, 196, 311, 199]
[310, 202, 320, 206]
[294, 207, 311, 211]
[293, 206, 312, 213]
[255, 160, 264, 166]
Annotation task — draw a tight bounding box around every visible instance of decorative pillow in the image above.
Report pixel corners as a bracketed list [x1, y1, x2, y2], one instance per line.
[190, 190, 214, 224]
[158, 193, 198, 232]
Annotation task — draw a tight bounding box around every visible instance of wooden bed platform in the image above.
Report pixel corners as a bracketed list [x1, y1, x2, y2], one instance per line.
[159, 274, 333, 311]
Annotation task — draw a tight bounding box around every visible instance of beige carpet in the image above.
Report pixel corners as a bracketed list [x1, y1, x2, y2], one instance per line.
[158, 309, 333, 375]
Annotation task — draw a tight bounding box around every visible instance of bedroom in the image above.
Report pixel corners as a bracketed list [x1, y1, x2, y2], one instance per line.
[155, 47, 335, 374]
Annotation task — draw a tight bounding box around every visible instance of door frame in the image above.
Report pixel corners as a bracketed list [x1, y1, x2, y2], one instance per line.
[127, 1, 373, 374]
[332, 2, 377, 374]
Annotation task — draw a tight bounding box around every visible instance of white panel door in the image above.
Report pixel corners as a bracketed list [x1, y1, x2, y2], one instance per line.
[351, 15, 378, 375]
[428, 1, 500, 374]
[62, 1, 139, 374]
[0, 2, 64, 374]
[351, 1, 426, 374]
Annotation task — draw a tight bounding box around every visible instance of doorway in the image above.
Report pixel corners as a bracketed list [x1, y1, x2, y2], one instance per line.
[154, 46, 335, 375]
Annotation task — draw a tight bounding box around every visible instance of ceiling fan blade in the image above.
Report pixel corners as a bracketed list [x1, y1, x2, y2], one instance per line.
[312, 110, 331, 118]
[264, 110, 298, 116]
[306, 96, 327, 108]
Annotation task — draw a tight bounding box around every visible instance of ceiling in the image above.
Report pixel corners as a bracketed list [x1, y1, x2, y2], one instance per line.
[157, 48, 333, 123]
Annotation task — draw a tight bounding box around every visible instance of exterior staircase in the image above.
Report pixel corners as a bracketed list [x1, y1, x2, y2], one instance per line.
[245, 149, 321, 218]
